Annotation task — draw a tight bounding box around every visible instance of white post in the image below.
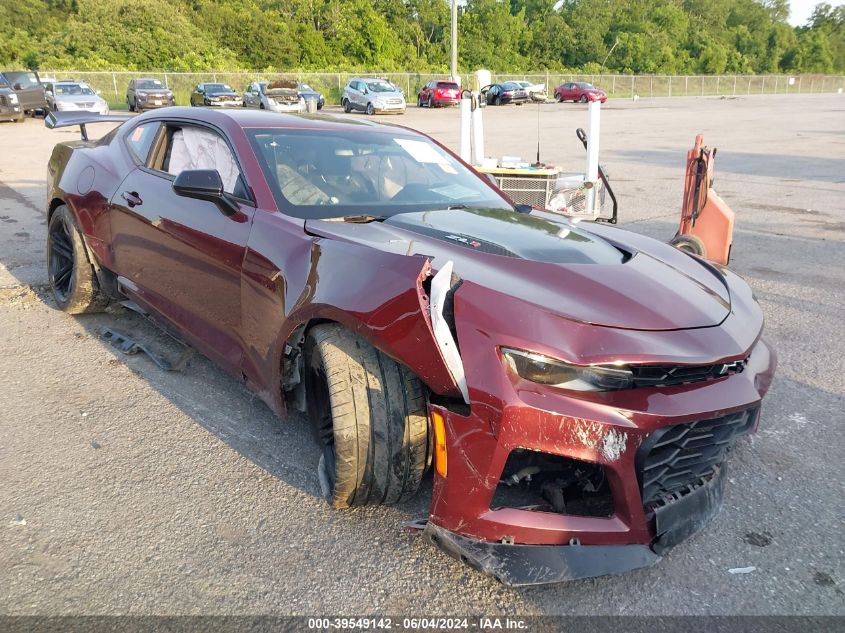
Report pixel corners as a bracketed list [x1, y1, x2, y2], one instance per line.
[585, 100, 601, 214]
[471, 92, 484, 165]
[459, 94, 472, 163]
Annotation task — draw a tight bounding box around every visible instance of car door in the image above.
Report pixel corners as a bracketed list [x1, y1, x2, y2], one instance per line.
[353, 81, 367, 110]
[246, 83, 258, 108]
[108, 120, 256, 372]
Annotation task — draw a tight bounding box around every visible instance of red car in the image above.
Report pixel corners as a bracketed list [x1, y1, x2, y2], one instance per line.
[418, 80, 461, 107]
[555, 81, 608, 103]
[45, 108, 775, 586]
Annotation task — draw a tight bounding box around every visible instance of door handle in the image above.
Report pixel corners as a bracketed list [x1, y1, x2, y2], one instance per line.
[121, 191, 142, 207]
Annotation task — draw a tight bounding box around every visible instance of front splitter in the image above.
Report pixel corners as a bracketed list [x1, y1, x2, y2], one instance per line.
[423, 523, 661, 587]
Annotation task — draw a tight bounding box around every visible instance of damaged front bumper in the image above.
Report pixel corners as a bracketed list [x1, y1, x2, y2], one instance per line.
[424, 334, 776, 586]
[424, 462, 727, 586]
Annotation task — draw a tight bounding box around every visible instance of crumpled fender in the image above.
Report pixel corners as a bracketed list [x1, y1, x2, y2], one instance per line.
[240, 224, 463, 412]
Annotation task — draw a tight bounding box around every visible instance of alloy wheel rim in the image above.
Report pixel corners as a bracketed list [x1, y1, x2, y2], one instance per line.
[48, 216, 74, 303]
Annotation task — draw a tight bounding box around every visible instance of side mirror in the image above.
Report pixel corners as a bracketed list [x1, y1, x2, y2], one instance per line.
[13, 83, 22, 90]
[172, 170, 238, 216]
[362, 87, 368, 94]
[45, 90, 53, 97]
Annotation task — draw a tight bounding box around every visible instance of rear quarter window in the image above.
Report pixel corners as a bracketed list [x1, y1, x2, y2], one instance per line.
[124, 122, 161, 164]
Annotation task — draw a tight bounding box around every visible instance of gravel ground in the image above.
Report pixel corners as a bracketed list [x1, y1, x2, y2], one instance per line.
[0, 94, 843, 616]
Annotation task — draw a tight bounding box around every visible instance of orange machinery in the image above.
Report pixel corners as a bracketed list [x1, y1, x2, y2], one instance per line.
[671, 134, 734, 265]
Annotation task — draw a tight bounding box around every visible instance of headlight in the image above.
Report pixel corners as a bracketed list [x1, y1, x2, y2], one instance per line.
[501, 348, 633, 392]
[9, 93, 18, 104]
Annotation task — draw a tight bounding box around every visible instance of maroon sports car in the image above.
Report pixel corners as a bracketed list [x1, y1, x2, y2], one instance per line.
[555, 81, 608, 103]
[45, 108, 775, 585]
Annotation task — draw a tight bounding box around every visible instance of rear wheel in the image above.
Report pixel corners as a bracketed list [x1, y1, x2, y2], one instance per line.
[305, 324, 429, 509]
[343, 98, 352, 113]
[47, 205, 109, 314]
[427, 95, 434, 108]
[494, 96, 502, 106]
[670, 234, 707, 258]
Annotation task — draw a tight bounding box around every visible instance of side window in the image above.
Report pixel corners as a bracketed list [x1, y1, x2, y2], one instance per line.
[151, 124, 249, 199]
[125, 122, 161, 164]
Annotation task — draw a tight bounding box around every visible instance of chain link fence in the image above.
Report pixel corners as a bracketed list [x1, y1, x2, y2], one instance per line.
[39, 70, 845, 110]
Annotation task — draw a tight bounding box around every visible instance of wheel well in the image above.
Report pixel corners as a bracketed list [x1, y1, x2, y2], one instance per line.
[48, 197, 65, 222]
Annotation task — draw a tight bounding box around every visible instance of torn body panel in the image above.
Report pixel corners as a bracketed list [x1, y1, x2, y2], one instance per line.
[240, 211, 462, 413]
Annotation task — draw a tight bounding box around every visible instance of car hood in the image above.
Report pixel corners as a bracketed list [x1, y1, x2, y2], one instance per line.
[208, 91, 239, 98]
[305, 208, 732, 331]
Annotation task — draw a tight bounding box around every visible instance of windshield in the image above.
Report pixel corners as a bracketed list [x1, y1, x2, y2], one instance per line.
[137, 79, 164, 90]
[366, 81, 396, 93]
[248, 128, 512, 219]
[55, 83, 95, 96]
[205, 83, 234, 93]
[4, 72, 39, 89]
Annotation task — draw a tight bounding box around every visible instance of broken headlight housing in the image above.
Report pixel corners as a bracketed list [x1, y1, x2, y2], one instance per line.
[501, 348, 633, 392]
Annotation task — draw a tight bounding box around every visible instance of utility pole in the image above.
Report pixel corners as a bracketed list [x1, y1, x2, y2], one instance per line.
[450, 0, 458, 82]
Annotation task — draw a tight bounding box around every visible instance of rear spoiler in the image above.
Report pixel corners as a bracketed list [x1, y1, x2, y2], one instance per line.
[45, 111, 133, 141]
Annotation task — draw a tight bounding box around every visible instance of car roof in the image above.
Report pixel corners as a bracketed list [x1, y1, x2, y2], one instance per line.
[135, 106, 425, 136]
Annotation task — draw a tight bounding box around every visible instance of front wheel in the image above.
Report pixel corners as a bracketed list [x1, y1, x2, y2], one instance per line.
[47, 205, 109, 314]
[305, 324, 429, 508]
[366, 102, 375, 115]
[579, 94, 588, 103]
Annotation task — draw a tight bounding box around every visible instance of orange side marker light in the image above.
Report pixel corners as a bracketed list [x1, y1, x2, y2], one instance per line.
[431, 410, 448, 478]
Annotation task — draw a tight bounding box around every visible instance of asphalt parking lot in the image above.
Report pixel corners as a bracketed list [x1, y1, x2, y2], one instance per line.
[0, 94, 843, 616]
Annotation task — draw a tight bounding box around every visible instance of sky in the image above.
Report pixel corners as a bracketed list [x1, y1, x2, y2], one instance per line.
[788, 0, 845, 25]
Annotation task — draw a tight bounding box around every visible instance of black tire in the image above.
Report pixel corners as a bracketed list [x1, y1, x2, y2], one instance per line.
[427, 95, 434, 108]
[342, 98, 352, 113]
[47, 205, 109, 314]
[128, 98, 135, 113]
[670, 233, 707, 258]
[579, 94, 588, 103]
[366, 102, 375, 116]
[417, 95, 423, 107]
[260, 102, 265, 109]
[494, 96, 502, 106]
[305, 324, 429, 509]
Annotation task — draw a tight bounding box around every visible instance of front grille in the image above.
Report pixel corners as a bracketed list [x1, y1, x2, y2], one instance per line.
[79, 102, 94, 108]
[638, 407, 758, 507]
[630, 359, 747, 388]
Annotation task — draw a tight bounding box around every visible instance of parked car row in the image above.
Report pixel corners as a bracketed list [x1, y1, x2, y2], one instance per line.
[416, 79, 606, 109]
[0, 69, 609, 125]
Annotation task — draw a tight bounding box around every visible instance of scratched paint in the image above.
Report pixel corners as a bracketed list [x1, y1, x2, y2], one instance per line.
[600, 428, 628, 462]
